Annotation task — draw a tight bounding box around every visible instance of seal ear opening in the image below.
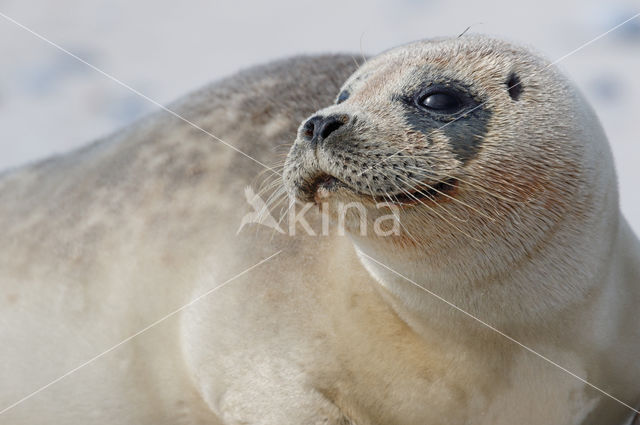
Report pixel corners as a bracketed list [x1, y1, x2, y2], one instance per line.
[506, 73, 523, 101]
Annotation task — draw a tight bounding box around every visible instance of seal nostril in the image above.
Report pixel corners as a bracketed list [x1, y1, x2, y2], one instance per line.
[302, 114, 348, 145]
[319, 119, 344, 140]
[303, 121, 315, 139]
[302, 115, 322, 141]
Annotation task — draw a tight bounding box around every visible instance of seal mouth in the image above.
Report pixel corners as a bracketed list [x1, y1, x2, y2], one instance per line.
[376, 179, 457, 205]
[305, 172, 456, 205]
[306, 173, 345, 201]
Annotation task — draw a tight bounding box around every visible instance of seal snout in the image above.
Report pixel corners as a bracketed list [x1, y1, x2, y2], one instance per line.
[301, 114, 350, 146]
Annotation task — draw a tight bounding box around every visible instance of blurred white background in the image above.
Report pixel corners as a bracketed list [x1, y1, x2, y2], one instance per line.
[0, 0, 638, 231]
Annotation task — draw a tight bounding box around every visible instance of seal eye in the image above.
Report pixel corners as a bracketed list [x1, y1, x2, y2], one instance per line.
[418, 92, 462, 112]
[336, 90, 350, 104]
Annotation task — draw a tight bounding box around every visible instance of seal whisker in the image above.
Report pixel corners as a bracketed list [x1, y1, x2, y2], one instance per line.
[358, 31, 368, 65]
[349, 159, 472, 224]
[273, 195, 292, 230]
[255, 180, 285, 208]
[406, 166, 535, 206]
[372, 182, 419, 244]
[383, 176, 481, 242]
[390, 173, 473, 224]
[380, 188, 422, 244]
[403, 174, 494, 222]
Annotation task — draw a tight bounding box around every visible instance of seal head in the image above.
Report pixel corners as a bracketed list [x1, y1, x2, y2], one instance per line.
[283, 35, 617, 321]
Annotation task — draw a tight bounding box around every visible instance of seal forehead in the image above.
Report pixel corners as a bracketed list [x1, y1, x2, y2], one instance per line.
[344, 40, 502, 164]
[345, 41, 485, 105]
[351, 35, 542, 89]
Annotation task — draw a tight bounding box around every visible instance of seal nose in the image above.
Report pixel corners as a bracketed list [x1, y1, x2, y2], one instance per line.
[302, 114, 348, 145]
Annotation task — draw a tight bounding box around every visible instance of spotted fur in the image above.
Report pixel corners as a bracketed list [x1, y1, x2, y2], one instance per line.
[0, 36, 638, 425]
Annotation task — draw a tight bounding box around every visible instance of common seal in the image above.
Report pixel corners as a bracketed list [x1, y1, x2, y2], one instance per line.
[0, 36, 638, 425]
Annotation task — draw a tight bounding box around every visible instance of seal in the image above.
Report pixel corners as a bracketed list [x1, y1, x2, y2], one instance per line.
[0, 36, 638, 425]
[280, 35, 640, 424]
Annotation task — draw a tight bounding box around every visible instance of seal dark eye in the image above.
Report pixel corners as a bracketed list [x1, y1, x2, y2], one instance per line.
[418, 92, 462, 112]
[336, 90, 350, 104]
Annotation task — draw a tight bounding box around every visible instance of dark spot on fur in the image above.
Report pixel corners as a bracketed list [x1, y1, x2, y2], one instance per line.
[397, 80, 491, 164]
[506, 73, 523, 101]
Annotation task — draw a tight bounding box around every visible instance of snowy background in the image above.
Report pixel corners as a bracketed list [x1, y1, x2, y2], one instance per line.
[0, 0, 638, 232]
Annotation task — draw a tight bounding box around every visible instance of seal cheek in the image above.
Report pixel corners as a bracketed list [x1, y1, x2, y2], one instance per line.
[402, 106, 492, 164]
[440, 107, 491, 164]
